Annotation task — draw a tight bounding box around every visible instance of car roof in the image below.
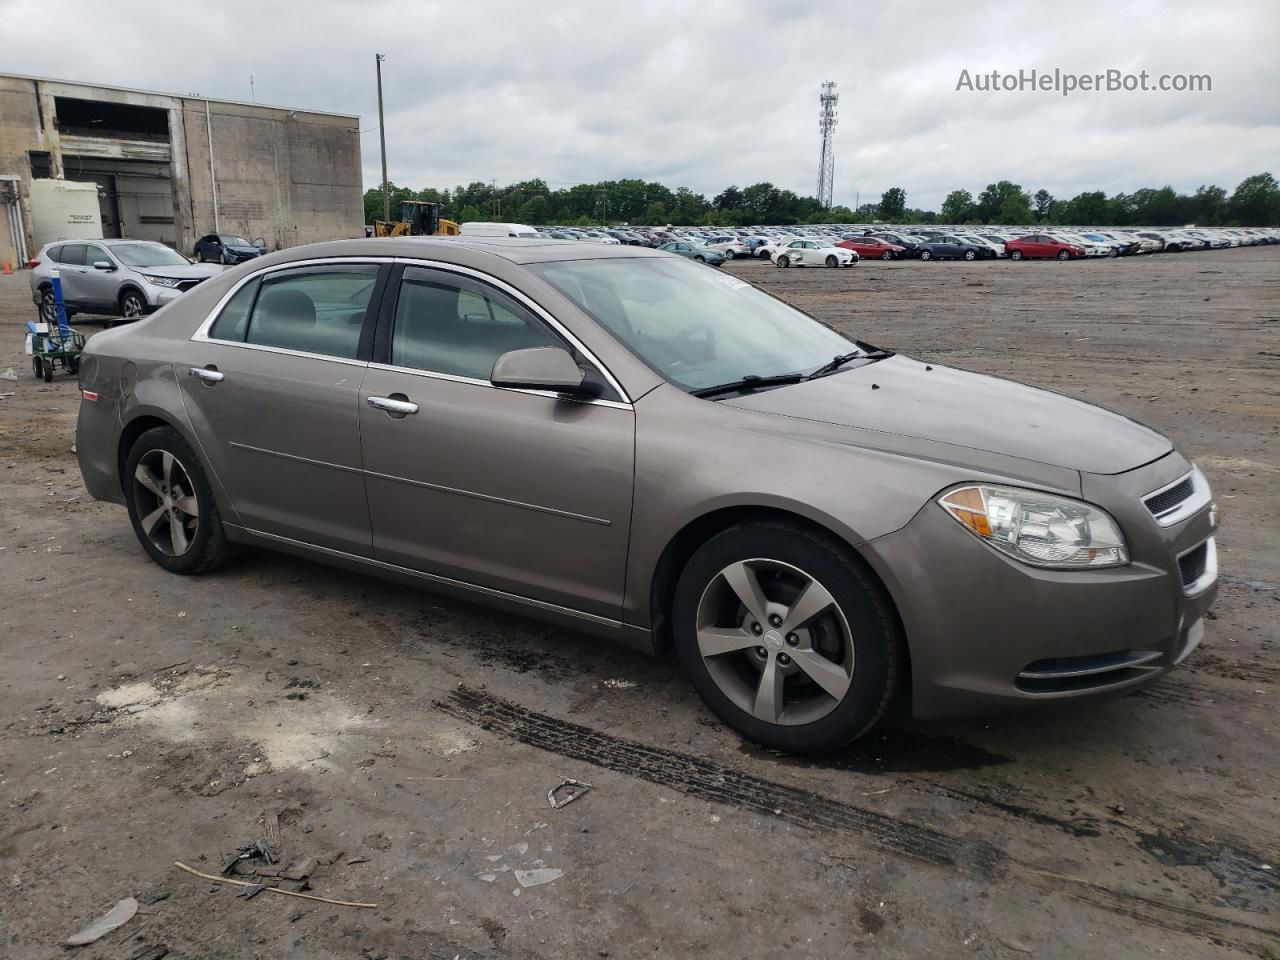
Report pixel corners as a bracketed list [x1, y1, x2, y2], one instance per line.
[244, 236, 669, 269]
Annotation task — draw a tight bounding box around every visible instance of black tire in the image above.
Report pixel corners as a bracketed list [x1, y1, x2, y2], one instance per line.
[778, 255, 790, 268]
[1057, 249, 1070, 261]
[41, 357, 52, 382]
[881, 251, 893, 261]
[123, 426, 232, 575]
[825, 255, 838, 267]
[964, 250, 977, 261]
[1010, 250, 1024, 261]
[39, 287, 57, 324]
[920, 250, 933, 261]
[119, 289, 146, 320]
[694, 255, 705, 262]
[68, 356, 80, 375]
[32, 355, 42, 378]
[672, 521, 903, 753]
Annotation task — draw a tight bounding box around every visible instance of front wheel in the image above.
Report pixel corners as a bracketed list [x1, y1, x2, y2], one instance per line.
[120, 290, 146, 319]
[881, 251, 893, 261]
[1057, 249, 1070, 260]
[964, 250, 977, 261]
[1010, 250, 1024, 261]
[777, 255, 790, 268]
[124, 426, 232, 575]
[920, 250, 933, 261]
[673, 522, 902, 753]
[825, 255, 838, 267]
[694, 255, 705, 262]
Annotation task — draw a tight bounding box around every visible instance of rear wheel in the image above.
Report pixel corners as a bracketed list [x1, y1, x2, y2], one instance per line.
[1010, 250, 1024, 261]
[39, 288, 58, 323]
[673, 522, 902, 753]
[124, 426, 232, 575]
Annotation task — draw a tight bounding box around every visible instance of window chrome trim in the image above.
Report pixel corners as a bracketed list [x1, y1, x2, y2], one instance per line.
[189, 255, 633, 407]
[1144, 466, 1212, 527]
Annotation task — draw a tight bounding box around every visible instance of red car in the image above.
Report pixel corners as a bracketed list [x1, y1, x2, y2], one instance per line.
[837, 237, 906, 260]
[1006, 234, 1086, 260]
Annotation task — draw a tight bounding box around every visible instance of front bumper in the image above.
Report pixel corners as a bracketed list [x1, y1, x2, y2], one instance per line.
[861, 452, 1217, 719]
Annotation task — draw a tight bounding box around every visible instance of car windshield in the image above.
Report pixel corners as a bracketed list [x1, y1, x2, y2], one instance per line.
[221, 235, 252, 246]
[111, 243, 191, 267]
[530, 256, 856, 393]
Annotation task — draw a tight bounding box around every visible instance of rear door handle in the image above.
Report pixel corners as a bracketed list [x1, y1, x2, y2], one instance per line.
[189, 366, 224, 383]
[367, 395, 419, 416]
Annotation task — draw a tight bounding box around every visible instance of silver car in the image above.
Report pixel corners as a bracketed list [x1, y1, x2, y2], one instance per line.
[74, 237, 1217, 753]
[29, 239, 223, 324]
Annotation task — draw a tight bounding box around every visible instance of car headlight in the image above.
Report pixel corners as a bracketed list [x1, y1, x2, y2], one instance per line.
[938, 484, 1128, 568]
[141, 274, 181, 288]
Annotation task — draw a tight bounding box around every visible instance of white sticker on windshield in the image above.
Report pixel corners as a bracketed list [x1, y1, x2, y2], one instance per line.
[713, 273, 750, 290]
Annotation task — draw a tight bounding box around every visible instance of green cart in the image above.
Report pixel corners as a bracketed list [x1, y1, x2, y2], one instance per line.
[26, 320, 85, 382]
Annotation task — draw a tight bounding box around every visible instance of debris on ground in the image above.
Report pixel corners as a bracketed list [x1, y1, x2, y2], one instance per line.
[173, 862, 378, 908]
[548, 777, 592, 809]
[65, 896, 138, 945]
[126, 947, 169, 960]
[602, 678, 638, 689]
[514, 867, 564, 888]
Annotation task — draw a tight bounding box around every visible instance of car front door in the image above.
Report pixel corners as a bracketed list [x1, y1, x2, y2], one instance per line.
[178, 261, 387, 555]
[356, 264, 636, 620]
[78, 242, 120, 309]
[787, 241, 806, 264]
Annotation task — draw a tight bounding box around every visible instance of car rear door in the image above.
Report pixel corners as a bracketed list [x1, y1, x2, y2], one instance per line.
[54, 243, 90, 305]
[178, 260, 388, 555]
[356, 263, 635, 620]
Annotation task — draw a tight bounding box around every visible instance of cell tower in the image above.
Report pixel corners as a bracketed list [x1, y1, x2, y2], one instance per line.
[817, 81, 838, 209]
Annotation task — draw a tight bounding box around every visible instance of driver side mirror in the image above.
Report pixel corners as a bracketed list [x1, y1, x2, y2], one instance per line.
[92, 260, 116, 271]
[491, 347, 599, 396]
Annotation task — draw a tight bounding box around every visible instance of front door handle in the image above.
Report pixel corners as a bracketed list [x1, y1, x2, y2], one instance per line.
[188, 366, 224, 383]
[367, 395, 419, 416]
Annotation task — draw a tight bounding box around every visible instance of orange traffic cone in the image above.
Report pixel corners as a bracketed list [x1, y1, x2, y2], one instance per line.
[1, 261, 11, 275]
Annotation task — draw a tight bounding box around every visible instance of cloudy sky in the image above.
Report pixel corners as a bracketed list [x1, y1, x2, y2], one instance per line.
[2, 0, 1276, 210]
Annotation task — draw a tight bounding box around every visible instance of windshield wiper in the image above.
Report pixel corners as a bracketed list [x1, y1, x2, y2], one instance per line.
[805, 340, 894, 380]
[691, 373, 806, 400]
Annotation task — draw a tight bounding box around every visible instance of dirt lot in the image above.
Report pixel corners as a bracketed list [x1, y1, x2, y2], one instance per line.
[1, 247, 1277, 960]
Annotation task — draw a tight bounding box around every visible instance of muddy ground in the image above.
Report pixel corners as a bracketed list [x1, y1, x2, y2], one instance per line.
[0, 247, 1276, 960]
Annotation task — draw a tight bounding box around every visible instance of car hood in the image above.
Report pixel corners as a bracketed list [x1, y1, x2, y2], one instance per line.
[136, 263, 225, 280]
[724, 355, 1172, 475]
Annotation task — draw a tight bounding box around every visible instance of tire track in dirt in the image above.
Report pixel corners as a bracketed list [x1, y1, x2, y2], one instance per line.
[439, 687, 1280, 959]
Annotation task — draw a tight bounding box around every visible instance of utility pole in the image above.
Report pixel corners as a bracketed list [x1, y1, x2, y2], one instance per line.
[376, 54, 389, 222]
[817, 81, 838, 209]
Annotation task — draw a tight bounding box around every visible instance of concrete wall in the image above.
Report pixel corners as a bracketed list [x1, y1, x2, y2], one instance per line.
[0, 74, 363, 262]
[178, 98, 364, 252]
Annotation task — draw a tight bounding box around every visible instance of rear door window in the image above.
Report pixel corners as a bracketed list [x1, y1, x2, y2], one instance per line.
[59, 244, 87, 266]
[242, 265, 378, 359]
[208, 278, 262, 342]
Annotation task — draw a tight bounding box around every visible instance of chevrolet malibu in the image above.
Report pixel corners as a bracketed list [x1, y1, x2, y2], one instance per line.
[75, 238, 1218, 753]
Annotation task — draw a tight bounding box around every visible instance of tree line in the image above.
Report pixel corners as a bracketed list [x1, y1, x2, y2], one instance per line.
[363, 172, 1280, 228]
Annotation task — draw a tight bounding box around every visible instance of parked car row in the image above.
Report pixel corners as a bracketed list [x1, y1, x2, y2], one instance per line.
[528, 222, 1279, 263]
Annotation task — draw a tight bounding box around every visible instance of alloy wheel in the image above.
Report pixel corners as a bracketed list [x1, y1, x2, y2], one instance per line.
[132, 449, 200, 556]
[121, 293, 145, 318]
[695, 558, 854, 726]
[40, 290, 58, 323]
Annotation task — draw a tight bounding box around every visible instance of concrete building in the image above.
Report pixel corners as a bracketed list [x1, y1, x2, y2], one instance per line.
[0, 73, 364, 268]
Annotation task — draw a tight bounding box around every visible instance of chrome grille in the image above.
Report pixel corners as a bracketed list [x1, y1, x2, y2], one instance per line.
[1178, 542, 1209, 587]
[1145, 476, 1194, 517]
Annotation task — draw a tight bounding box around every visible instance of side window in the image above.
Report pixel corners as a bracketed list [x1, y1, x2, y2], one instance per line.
[60, 244, 87, 266]
[83, 244, 109, 266]
[47, 245, 64, 263]
[390, 268, 562, 381]
[208, 278, 261, 342]
[243, 266, 378, 359]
